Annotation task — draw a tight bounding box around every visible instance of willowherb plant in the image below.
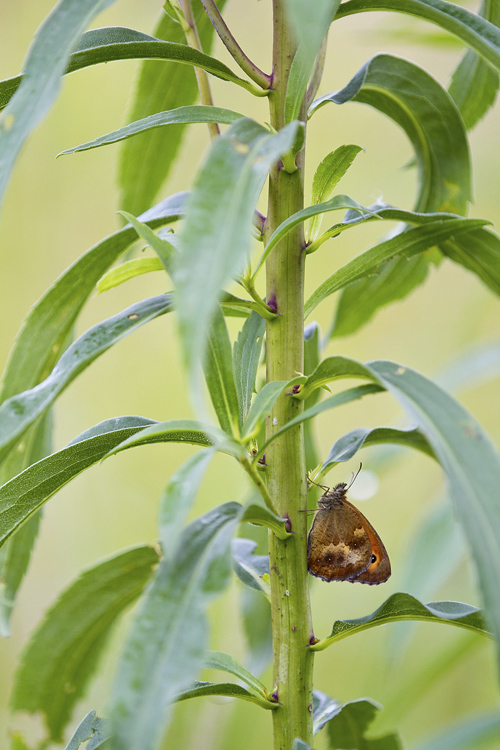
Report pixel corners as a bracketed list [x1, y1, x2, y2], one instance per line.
[1, 1, 500, 749]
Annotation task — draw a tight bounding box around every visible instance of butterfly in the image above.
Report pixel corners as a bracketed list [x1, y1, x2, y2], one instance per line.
[307, 468, 391, 585]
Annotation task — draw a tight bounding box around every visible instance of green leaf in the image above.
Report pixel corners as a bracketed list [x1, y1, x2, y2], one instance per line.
[58, 105, 243, 156]
[203, 649, 269, 698]
[118, 1, 228, 215]
[308, 145, 364, 240]
[448, 1, 500, 130]
[11, 546, 159, 741]
[320, 425, 435, 474]
[284, 0, 341, 122]
[304, 218, 488, 319]
[0, 192, 185, 405]
[231, 538, 271, 598]
[64, 711, 109, 750]
[108, 502, 241, 750]
[312, 690, 341, 735]
[240, 503, 290, 540]
[174, 680, 275, 708]
[204, 307, 241, 436]
[117, 211, 177, 273]
[97, 257, 164, 293]
[311, 592, 490, 651]
[325, 698, 402, 750]
[335, 0, 500, 73]
[0, 295, 173, 466]
[240, 586, 272, 675]
[0, 0, 116, 215]
[253, 194, 374, 278]
[174, 117, 302, 380]
[0, 417, 155, 550]
[242, 381, 289, 440]
[303, 323, 322, 470]
[441, 228, 500, 297]
[233, 312, 266, 424]
[411, 711, 500, 750]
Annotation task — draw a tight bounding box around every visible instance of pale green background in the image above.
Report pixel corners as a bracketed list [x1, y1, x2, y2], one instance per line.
[0, 1, 499, 748]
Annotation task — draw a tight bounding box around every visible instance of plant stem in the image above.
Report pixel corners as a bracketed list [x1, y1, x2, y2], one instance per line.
[200, 0, 271, 89]
[265, 2, 314, 748]
[177, 0, 220, 139]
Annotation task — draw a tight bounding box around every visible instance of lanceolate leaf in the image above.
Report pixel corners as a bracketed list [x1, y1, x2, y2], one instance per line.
[11, 546, 159, 741]
[242, 381, 289, 440]
[175, 680, 274, 708]
[204, 307, 241, 436]
[0, 0, 116, 215]
[0, 295, 173, 466]
[311, 592, 490, 651]
[448, 0, 500, 130]
[203, 650, 269, 698]
[108, 503, 241, 750]
[63, 710, 109, 750]
[335, 0, 500, 73]
[119, 1, 228, 215]
[97, 257, 164, 293]
[175, 117, 302, 380]
[233, 312, 266, 424]
[59, 106, 244, 156]
[0, 417, 156, 550]
[441, 228, 500, 297]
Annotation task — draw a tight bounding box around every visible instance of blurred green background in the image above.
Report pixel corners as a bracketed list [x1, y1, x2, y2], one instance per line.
[1, 1, 499, 748]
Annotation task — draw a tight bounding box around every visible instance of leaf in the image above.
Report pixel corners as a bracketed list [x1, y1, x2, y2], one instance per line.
[284, 0, 341, 122]
[231, 538, 271, 598]
[308, 145, 364, 240]
[448, 1, 500, 130]
[204, 307, 241, 436]
[240, 587, 272, 676]
[64, 711, 109, 750]
[11, 546, 159, 741]
[304, 217, 488, 319]
[118, 1, 229, 215]
[335, 0, 500, 74]
[203, 650, 269, 698]
[253, 194, 374, 278]
[0, 192, 185, 405]
[441, 228, 500, 297]
[311, 592, 490, 651]
[0, 417, 156, 550]
[312, 690, 341, 735]
[97, 257, 164, 293]
[325, 698, 402, 750]
[411, 710, 500, 750]
[116, 211, 177, 273]
[242, 381, 289, 440]
[233, 312, 266, 424]
[174, 680, 275, 708]
[174, 117, 302, 383]
[240, 503, 291, 540]
[108, 502, 241, 750]
[58, 105, 243, 156]
[303, 323, 322, 470]
[0, 295, 173, 466]
[0, 0, 116, 215]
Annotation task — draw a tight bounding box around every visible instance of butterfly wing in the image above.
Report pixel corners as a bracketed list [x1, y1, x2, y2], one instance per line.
[352, 514, 391, 585]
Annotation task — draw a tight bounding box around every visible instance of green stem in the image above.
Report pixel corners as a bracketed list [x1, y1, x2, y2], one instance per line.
[265, 2, 314, 748]
[241, 457, 278, 515]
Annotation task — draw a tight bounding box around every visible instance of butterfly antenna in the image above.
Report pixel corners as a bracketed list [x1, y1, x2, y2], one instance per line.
[306, 473, 329, 492]
[346, 462, 363, 491]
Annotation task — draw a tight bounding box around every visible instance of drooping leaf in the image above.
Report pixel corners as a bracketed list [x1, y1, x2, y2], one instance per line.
[308, 145, 364, 240]
[0, 295, 173, 466]
[58, 105, 243, 156]
[0, 0, 116, 215]
[108, 502, 241, 750]
[233, 312, 266, 424]
[325, 698, 402, 750]
[63, 710, 109, 750]
[11, 546, 159, 741]
[335, 0, 500, 73]
[204, 307, 241, 436]
[0, 417, 156, 550]
[448, 0, 500, 130]
[311, 592, 490, 651]
[175, 117, 302, 382]
[118, 1, 229, 215]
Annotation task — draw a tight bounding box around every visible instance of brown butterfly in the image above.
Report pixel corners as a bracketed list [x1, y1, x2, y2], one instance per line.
[307, 468, 391, 585]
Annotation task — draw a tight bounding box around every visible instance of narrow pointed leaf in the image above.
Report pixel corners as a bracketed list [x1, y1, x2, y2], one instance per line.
[304, 218, 488, 319]
[203, 650, 269, 697]
[117, 211, 177, 273]
[0, 295, 173, 466]
[59, 105, 244, 155]
[204, 307, 241, 436]
[233, 312, 266, 424]
[118, 0, 229, 215]
[240, 503, 290, 540]
[175, 117, 302, 380]
[97, 258, 164, 293]
[308, 145, 364, 240]
[108, 502, 241, 750]
[311, 592, 490, 651]
[11, 546, 159, 741]
[64, 711, 109, 750]
[304, 323, 322, 469]
[242, 381, 288, 439]
[231, 538, 271, 597]
[175, 680, 275, 708]
[0, 417, 155, 550]
[335, 0, 500, 73]
[441, 228, 500, 297]
[0, 0, 116, 215]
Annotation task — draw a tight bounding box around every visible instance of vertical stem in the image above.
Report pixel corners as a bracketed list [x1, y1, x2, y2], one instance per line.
[266, 2, 313, 748]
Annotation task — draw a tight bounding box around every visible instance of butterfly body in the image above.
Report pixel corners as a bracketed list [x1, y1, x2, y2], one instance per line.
[307, 482, 391, 585]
